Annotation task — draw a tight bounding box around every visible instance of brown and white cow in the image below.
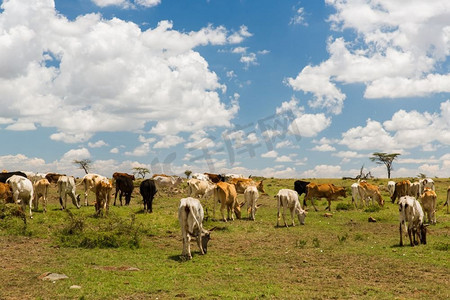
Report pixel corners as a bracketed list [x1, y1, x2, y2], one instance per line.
[153, 175, 183, 196]
[391, 180, 411, 203]
[227, 178, 265, 194]
[304, 183, 347, 211]
[80, 173, 108, 206]
[358, 181, 384, 207]
[204, 173, 224, 183]
[6, 175, 34, 218]
[57, 176, 81, 210]
[45, 173, 66, 184]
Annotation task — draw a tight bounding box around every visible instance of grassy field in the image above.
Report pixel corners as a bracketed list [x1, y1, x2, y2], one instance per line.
[0, 177, 449, 299]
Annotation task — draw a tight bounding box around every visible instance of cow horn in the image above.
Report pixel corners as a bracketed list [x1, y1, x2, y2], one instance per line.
[239, 201, 246, 208]
[208, 226, 217, 232]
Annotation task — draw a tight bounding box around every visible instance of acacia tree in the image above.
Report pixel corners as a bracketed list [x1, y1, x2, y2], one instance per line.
[184, 170, 192, 179]
[73, 159, 92, 174]
[133, 167, 150, 179]
[370, 152, 401, 179]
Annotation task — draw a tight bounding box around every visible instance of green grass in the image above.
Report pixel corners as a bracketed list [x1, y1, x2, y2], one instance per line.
[0, 177, 449, 299]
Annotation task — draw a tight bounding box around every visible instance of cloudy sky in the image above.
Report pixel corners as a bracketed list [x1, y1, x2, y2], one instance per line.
[1, 0, 450, 178]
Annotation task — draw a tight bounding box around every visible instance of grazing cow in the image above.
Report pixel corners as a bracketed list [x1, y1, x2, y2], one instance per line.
[358, 181, 384, 207]
[409, 181, 420, 198]
[420, 188, 437, 225]
[0, 182, 13, 203]
[139, 179, 157, 213]
[214, 181, 243, 222]
[33, 179, 50, 212]
[153, 175, 183, 196]
[391, 180, 411, 203]
[227, 178, 265, 194]
[387, 181, 396, 198]
[113, 175, 134, 206]
[6, 175, 34, 218]
[113, 172, 136, 181]
[351, 182, 362, 208]
[95, 178, 113, 216]
[244, 186, 260, 221]
[191, 173, 210, 181]
[45, 173, 66, 184]
[399, 196, 427, 247]
[445, 186, 450, 214]
[80, 173, 108, 206]
[224, 173, 245, 181]
[419, 178, 435, 195]
[0, 171, 27, 183]
[57, 176, 81, 210]
[276, 189, 307, 227]
[187, 179, 215, 199]
[178, 197, 212, 260]
[304, 183, 347, 211]
[294, 180, 310, 207]
[204, 173, 224, 183]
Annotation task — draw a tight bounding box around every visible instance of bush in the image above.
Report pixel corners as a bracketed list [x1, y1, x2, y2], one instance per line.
[336, 203, 354, 211]
[364, 205, 382, 213]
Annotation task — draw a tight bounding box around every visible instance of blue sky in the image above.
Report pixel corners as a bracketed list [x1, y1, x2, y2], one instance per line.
[1, 0, 450, 178]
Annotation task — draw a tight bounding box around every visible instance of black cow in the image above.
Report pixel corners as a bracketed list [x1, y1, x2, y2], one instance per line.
[139, 179, 157, 213]
[294, 180, 310, 207]
[114, 175, 134, 206]
[0, 171, 27, 183]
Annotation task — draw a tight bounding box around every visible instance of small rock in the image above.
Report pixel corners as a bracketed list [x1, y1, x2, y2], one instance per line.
[303, 260, 307, 263]
[70, 285, 82, 289]
[368, 216, 377, 222]
[39, 273, 68, 281]
[324, 213, 333, 218]
[336, 274, 342, 279]
[175, 293, 186, 298]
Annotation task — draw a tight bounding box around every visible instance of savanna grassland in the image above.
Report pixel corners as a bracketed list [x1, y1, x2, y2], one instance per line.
[0, 177, 449, 299]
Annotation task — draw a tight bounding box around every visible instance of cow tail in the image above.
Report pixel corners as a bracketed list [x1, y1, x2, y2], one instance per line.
[186, 204, 201, 236]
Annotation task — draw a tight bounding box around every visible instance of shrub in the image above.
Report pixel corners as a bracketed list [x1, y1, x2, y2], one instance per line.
[295, 239, 307, 248]
[364, 205, 382, 213]
[312, 237, 320, 248]
[336, 203, 353, 211]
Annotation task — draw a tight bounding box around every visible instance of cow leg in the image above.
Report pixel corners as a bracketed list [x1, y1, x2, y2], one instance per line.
[33, 194, 39, 211]
[310, 197, 318, 211]
[282, 205, 288, 227]
[276, 198, 281, 227]
[407, 227, 414, 247]
[326, 199, 331, 211]
[399, 223, 403, 246]
[149, 199, 153, 213]
[290, 208, 295, 227]
[221, 203, 227, 222]
[59, 196, 64, 210]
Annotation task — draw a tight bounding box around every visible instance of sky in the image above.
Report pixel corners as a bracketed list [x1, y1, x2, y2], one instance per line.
[1, 0, 450, 179]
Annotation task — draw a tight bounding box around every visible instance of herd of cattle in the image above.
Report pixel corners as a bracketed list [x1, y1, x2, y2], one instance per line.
[0, 170, 449, 259]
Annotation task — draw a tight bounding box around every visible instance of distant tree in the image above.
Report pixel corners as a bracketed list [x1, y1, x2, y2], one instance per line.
[73, 159, 91, 174]
[184, 170, 192, 179]
[133, 167, 150, 179]
[370, 152, 401, 179]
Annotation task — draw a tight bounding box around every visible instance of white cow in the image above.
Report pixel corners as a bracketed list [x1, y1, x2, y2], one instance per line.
[244, 186, 260, 221]
[57, 176, 81, 210]
[80, 173, 108, 206]
[419, 178, 435, 195]
[387, 181, 396, 198]
[351, 182, 362, 208]
[399, 196, 427, 247]
[153, 175, 183, 196]
[178, 197, 212, 260]
[187, 178, 215, 199]
[191, 173, 210, 181]
[33, 178, 50, 212]
[276, 189, 307, 227]
[6, 175, 34, 219]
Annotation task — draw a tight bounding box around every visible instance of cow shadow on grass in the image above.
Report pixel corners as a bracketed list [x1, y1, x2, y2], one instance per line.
[168, 253, 204, 262]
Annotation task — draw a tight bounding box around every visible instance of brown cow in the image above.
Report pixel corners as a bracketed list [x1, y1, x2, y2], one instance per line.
[113, 172, 135, 181]
[358, 181, 384, 207]
[214, 182, 243, 221]
[420, 188, 437, 224]
[0, 182, 13, 203]
[391, 180, 411, 203]
[305, 183, 347, 211]
[227, 178, 265, 194]
[204, 173, 224, 183]
[45, 173, 66, 184]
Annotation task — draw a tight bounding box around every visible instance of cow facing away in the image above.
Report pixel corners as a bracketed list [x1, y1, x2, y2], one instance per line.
[57, 176, 81, 210]
[244, 186, 260, 221]
[95, 178, 113, 216]
[45, 173, 66, 184]
[391, 180, 411, 203]
[420, 188, 437, 225]
[153, 175, 183, 196]
[6, 175, 34, 218]
[305, 183, 347, 211]
[399, 196, 427, 247]
[33, 178, 50, 212]
[214, 181, 243, 222]
[113, 175, 134, 206]
[276, 189, 307, 227]
[387, 181, 396, 198]
[351, 182, 362, 208]
[178, 197, 212, 260]
[139, 179, 157, 213]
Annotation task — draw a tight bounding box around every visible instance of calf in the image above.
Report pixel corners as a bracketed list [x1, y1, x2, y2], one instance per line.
[139, 179, 157, 213]
[178, 197, 212, 260]
[276, 189, 307, 227]
[57, 176, 81, 210]
[33, 178, 50, 212]
[95, 178, 112, 216]
[113, 175, 134, 206]
[0, 182, 13, 203]
[214, 181, 243, 222]
[244, 186, 260, 221]
[80, 173, 108, 206]
[6, 175, 34, 218]
[420, 188, 437, 224]
[399, 196, 427, 247]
